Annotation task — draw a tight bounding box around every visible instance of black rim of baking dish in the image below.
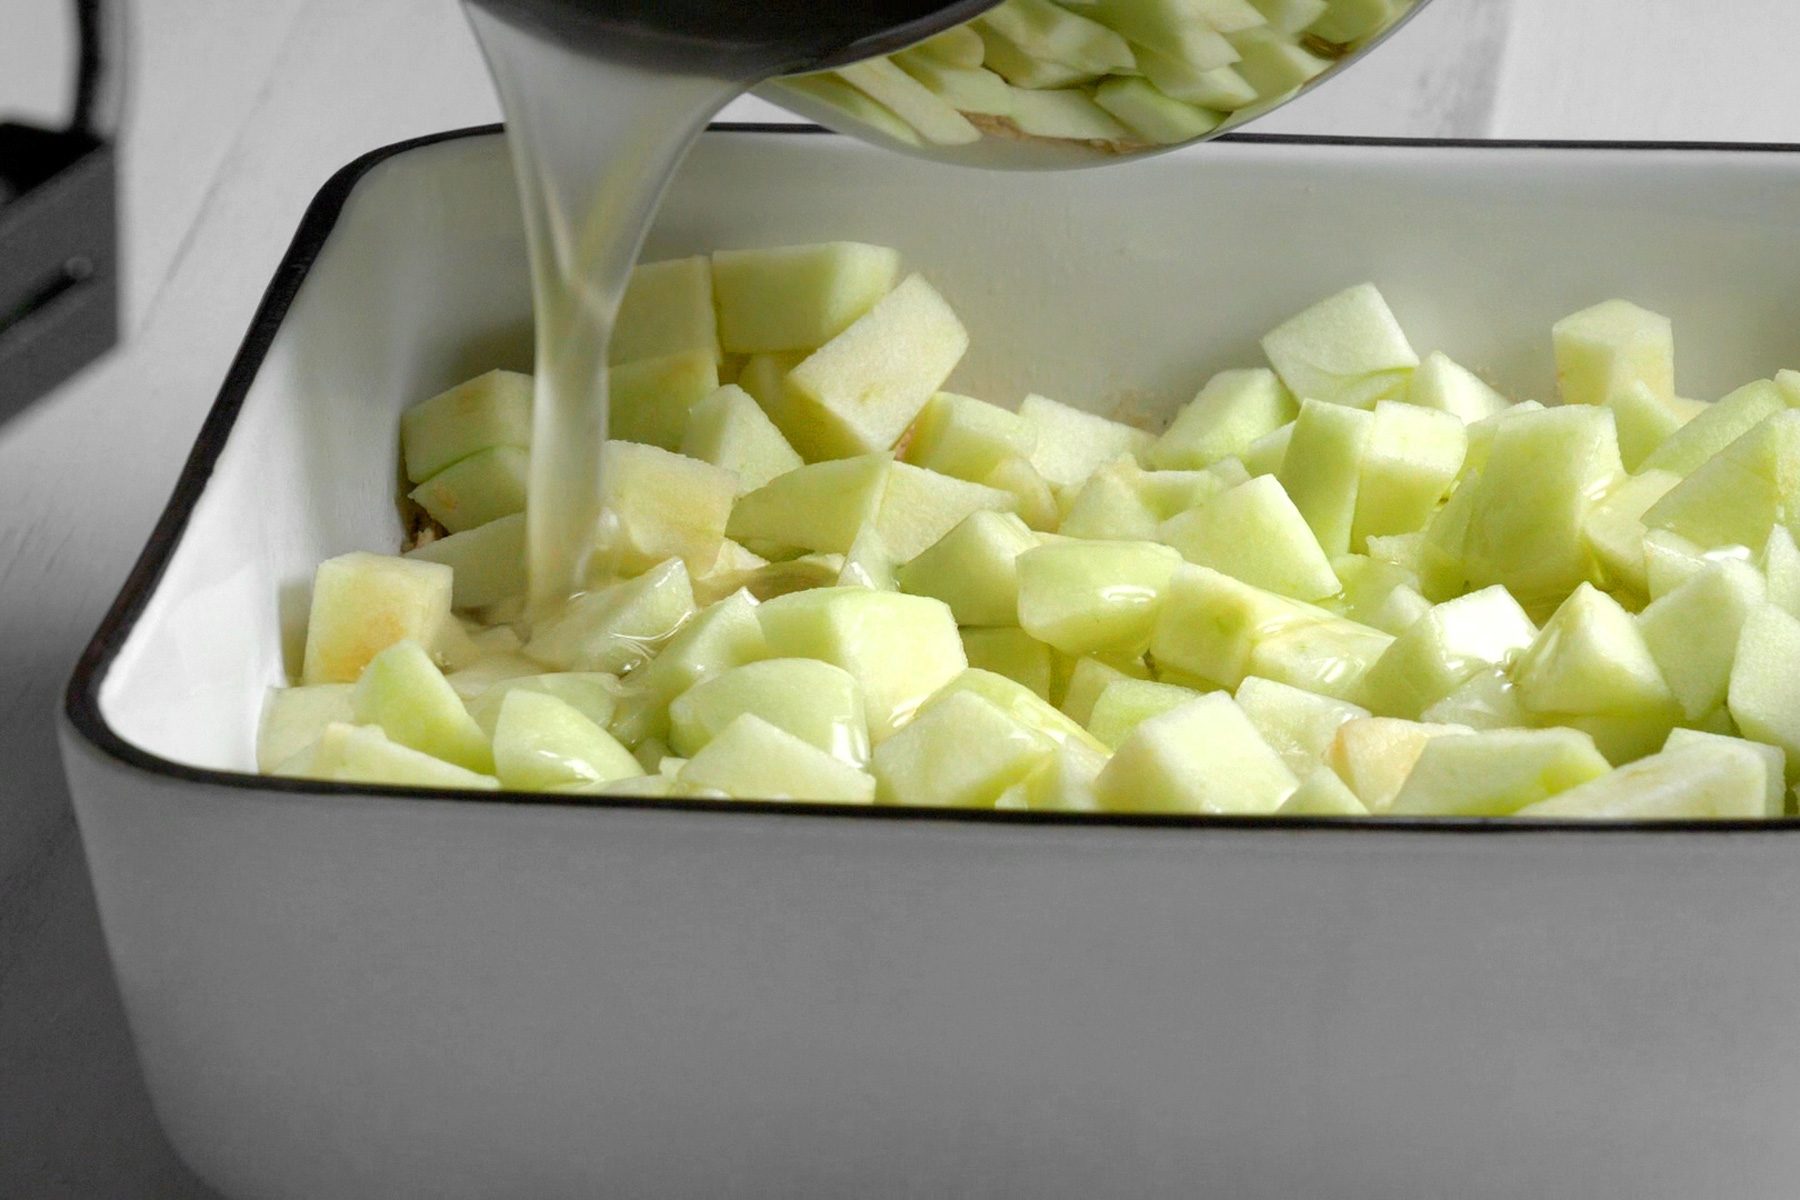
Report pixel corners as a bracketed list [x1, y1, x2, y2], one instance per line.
[61, 121, 1800, 833]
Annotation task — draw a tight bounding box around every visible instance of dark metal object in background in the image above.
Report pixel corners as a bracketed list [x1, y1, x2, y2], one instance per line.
[1, 0, 122, 421]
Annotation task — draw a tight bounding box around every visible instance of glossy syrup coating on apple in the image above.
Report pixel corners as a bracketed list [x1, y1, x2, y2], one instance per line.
[265, 240, 1800, 819]
[759, 0, 1424, 167]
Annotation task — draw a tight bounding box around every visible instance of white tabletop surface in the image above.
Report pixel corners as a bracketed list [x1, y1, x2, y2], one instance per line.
[5, 1, 1800, 1193]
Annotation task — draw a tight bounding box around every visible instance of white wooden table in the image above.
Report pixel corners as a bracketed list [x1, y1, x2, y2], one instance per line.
[4, 1, 1798, 1192]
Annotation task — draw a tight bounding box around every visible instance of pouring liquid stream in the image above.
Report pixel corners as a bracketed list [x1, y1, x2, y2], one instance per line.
[463, 0, 1420, 622]
[466, 7, 740, 617]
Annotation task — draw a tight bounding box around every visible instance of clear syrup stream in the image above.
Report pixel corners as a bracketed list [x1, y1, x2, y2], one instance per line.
[466, 6, 740, 616]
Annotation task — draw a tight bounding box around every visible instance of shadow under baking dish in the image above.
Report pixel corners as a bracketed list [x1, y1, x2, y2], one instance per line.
[51, 123, 1800, 1200]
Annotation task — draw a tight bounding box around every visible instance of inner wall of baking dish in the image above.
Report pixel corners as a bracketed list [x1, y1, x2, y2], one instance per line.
[98, 128, 1800, 772]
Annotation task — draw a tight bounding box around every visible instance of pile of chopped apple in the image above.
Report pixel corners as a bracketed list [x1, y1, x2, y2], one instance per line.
[263, 240, 1800, 820]
[775, 0, 1415, 150]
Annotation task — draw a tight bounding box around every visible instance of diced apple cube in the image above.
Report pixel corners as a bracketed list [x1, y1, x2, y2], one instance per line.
[1462, 405, 1622, 613]
[1159, 475, 1339, 600]
[466, 672, 620, 739]
[690, 539, 771, 607]
[1087, 678, 1203, 748]
[1016, 538, 1182, 656]
[1644, 410, 1800, 553]
[677, 713, 876, 803]
[783, 274, 969, 460]
[1388, 727, 1612, 816]
[594, 440, 735, 576]
[1358, 584, 1536, 719]
[1513, 583, 1673, 716]
[1244, 612, 1392, 703]
[1262, 283, 1418, 409]
[1328, 716, 1469, 812]
[1606, 382, 1682, 472]
[757, 587, 964, 738]
[1131, 47, 1251, 108]
[1405, 352, 1510, 424]
[400, 369, 532, 484]
[680, 384, 804, 494]
[1276, 767, 1368, 816]
[1370, 585, 1451, 644]
[1418, 667, 1527, 731]
[873, 688, 1054, 807]
[526, 557, 696, 674]
[1235, 675, 1368, 777]
[1308, 0, 1395, 43]
[983, 454, 1061, 531]
[1252, 0, 1329, 33]
[301, 552, 453, 685]
[961, 627, 1057, 701]
[1728, 604, 1800, 776]
[274, 722, 498, 790]
[903, 392, 1037, 482]
[979, 0, 1137, 73]
[834, 58, 981, 146]
[727, 453, 892, 555]
[1241, 422, 1294, 477]
[894, 55, 1014, 116]
[1150, 564, 1302, 688]
[607, 349, 721, 451]
[1276, 398, 1373, 558]
[1137, 467, 1234, 520]
[1642, 379, 1785, 478]
[909, 24, 986, 68]
[1095, 692, 1298, 815]
[257, 684, 354, 773]
[608, 589, 768, 744]
[444, 652, 550, 701]
[1551, 299, 1674, 407]
[1061, 652, 1153, 726]
[611, 255, 717, 366]
[1514, 741, 1767, 820]
[895, 510, 1036, 626]
[1582, 469, 1680, 601]
[778, 75, 921, 148]
[1059, 457, 1166, 541]
[837, 524, 898, 591]
[1088, 0, 1241, 70]
[1019, 393, 1155, 487]
[669, 657, 869, 766]
[710, 242, 901, 355]
[406, 513, 525, 610]
[492, 689, 639, 791]
[1093, 77, 1221, 145]
[1460, 399, 1543, 477]
[350, 639, 493, 774]
[736, 349, 805, 412]
[1665, 727, 1785, 817]
[408, 445, 527, 534]
[935, 668, 1110, 755]
[1642, 528, 1711, 600]
[876, 461, 1015, 562]
[1351, 401, 1466, 548]
[1005, 740, 1109, 813]
[1639, 560, 1764, 720]
[1766, 525, 1800, 618]
[1227, 26, 1330, 94]
[978, 28, 1101, 88]
[1151, 368, 1295, 471]
[1328, 553, 1423, 634]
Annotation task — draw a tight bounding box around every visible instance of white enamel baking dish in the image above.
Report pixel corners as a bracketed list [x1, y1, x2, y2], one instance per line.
[60, 125, 1800, 1200]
